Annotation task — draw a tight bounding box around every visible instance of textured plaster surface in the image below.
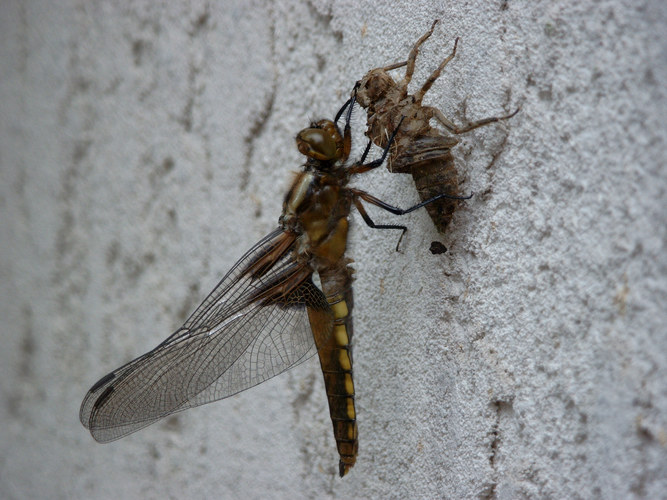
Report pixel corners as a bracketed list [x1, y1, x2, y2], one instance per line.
[1, 1, 665, 498]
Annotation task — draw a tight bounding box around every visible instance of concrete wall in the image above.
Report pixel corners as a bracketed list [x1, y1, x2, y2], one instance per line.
[1, 1, 665, 498]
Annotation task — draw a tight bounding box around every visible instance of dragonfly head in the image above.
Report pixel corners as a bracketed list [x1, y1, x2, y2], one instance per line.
[296, 119, 344, 165]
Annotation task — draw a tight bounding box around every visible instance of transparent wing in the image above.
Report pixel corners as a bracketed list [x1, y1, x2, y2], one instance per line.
[80, 228, 334, 443]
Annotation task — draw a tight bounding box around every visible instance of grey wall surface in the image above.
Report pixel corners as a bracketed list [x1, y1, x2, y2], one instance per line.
[1, 1, 665, 498]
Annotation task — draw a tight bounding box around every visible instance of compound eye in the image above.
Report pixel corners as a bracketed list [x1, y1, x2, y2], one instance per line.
[296, 128, 337, 161]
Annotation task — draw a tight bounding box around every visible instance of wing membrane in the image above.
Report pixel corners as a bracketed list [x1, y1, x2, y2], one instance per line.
[80, 228, 333, 443]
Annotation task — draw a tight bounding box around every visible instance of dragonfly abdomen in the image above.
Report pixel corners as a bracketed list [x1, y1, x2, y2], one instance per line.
[317, 267, 357, 477]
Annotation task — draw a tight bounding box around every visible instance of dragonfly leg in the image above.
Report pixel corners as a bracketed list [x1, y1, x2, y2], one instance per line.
[352, 195, 408, 251]
[352, 188, 472, 217]
[348, 116, 405, 175]
[334, 90, 358, 160]
[351, 189, 473, 251]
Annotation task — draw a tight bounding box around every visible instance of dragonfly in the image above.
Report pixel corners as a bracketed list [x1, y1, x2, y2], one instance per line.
[80, 93, 462, 477]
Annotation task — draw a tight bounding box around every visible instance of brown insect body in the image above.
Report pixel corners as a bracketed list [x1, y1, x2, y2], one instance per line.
[284, 119, 359, 476]
[356, 20, 518, 233]
[80, 98, 433, 477]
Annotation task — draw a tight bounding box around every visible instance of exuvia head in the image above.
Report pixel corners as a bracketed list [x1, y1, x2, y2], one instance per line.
[355, 69, 394, 108]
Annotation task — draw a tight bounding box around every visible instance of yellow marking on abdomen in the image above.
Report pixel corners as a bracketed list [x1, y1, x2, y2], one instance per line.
[346, 398, 356, 419]
[334, 324, 349, 346]
[347, 423, 357, 440]
[331, 299, 349, 320]
[339, 349, 351, 371]
[344, 373, 354, 395]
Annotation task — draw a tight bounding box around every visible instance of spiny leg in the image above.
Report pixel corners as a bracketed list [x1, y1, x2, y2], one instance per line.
[352, 189, 473, 251]
[352, 196, 409, 251]
[335, 92, 358, 159]
[413, 37, 459, 103]
[353, 189, 472, 216]
[334, 95, 354, 126]
[348, 117, 405, 175]
[358, 140, 373, 165]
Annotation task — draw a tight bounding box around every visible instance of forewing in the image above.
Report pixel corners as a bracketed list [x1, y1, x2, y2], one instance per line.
[80, 228, 333, 443]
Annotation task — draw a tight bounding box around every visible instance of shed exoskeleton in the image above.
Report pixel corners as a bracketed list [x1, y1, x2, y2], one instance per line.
[356, 20, 519, 233]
